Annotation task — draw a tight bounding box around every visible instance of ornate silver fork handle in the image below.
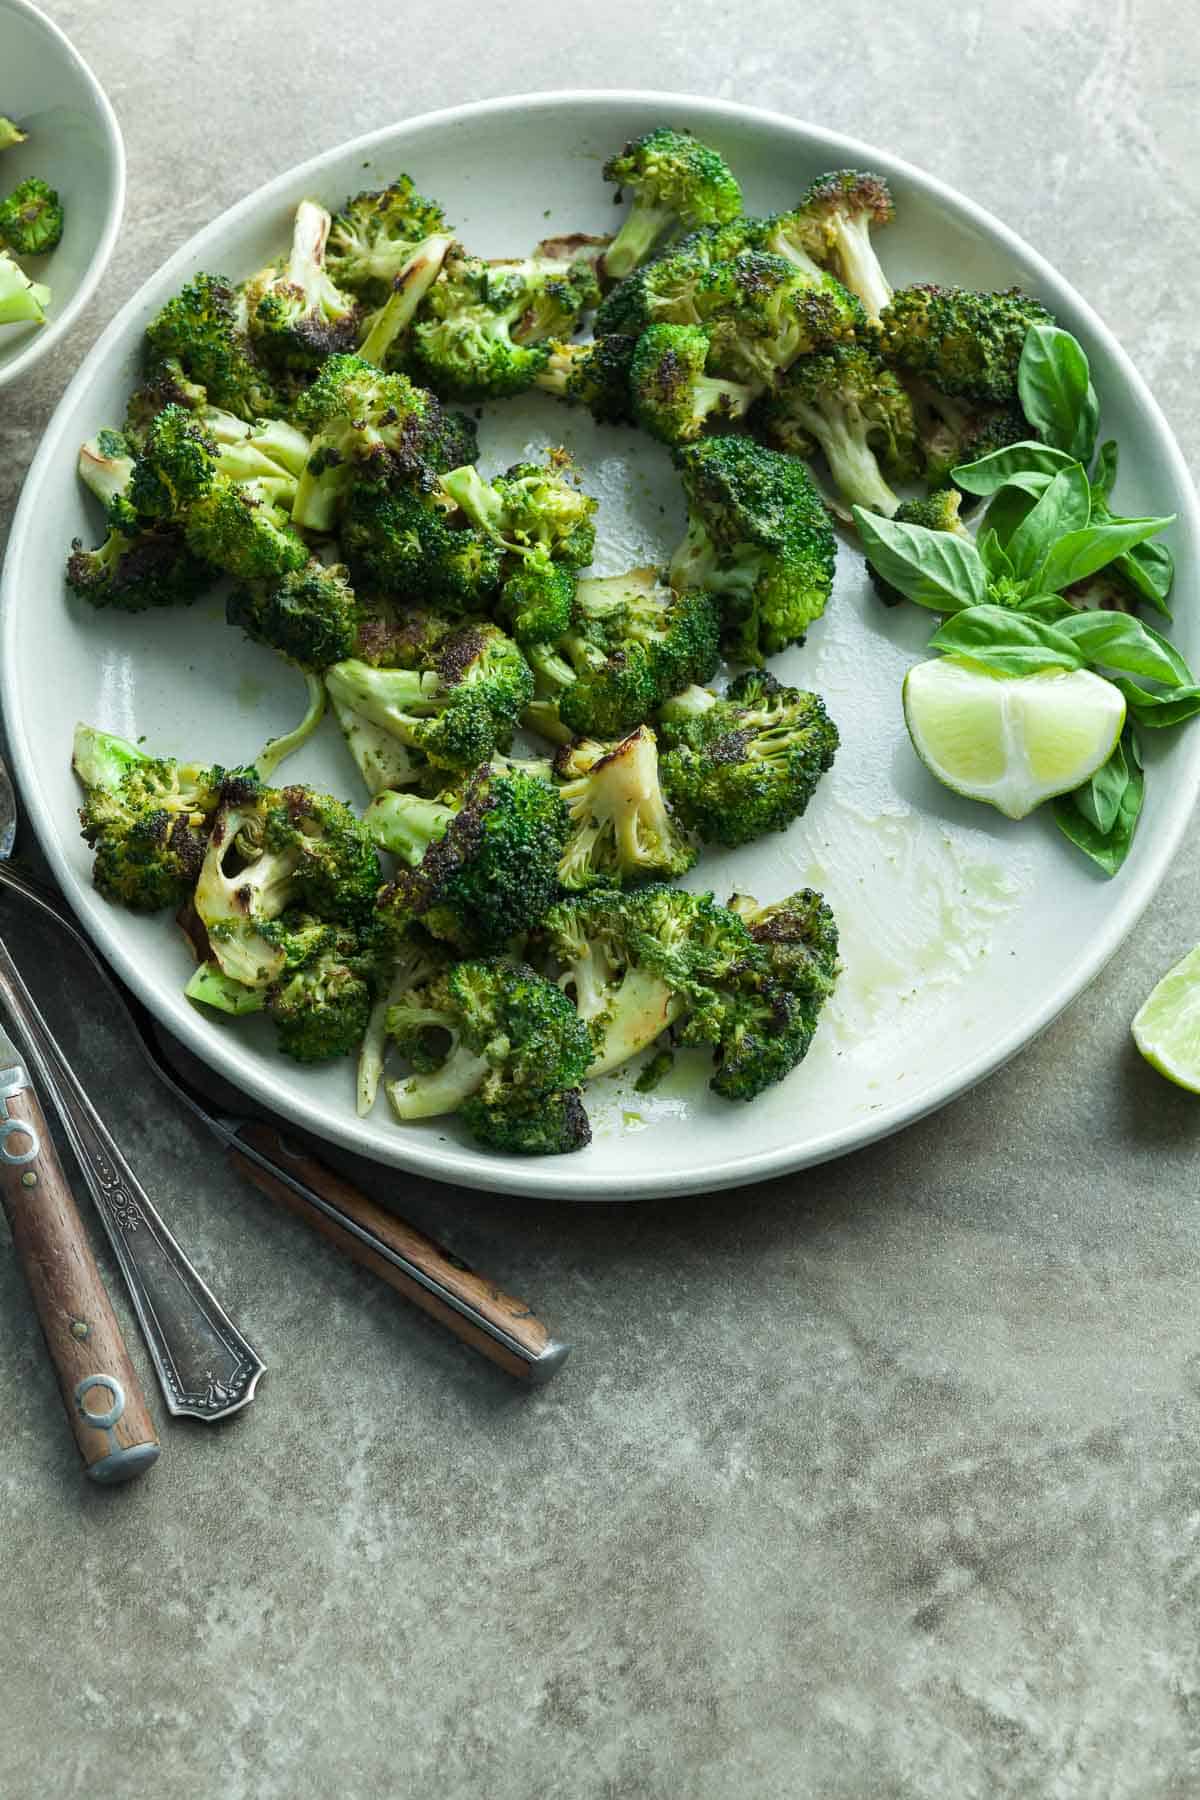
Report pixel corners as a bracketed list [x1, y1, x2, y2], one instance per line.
[0, 933, 265, 1420]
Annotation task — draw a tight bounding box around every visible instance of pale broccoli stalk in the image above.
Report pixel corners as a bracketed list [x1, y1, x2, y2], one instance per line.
[556, 727, 695, 889]
[328, 684, 427, 796]
[357, 938, 443, 1117]
[357, 233, 454, 367]
[254, 673, 327, 783]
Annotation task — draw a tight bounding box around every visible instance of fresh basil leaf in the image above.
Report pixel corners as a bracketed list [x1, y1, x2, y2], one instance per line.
[1054, 612, 1192, 687]
[929, 604, 1085, 671]
[1018, 324, 1099, 462]
[1090, 439, 1119, 501]
[1112, 679, 1200, 729]
[951, 440, 1073, 496]
[1037, 515, 1177, 594]
[976, 528, 1013, 581]
[1006, 463, 1092, 580]
[983, 483, 1041, 547]
[1054, 728, 1143, 875]
[1013, 592, 1075, 622]
[1116, 536, 1174, 616]
[853, 508, 989, 611]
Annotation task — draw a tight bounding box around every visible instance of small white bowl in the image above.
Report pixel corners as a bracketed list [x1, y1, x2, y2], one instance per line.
[0, 0, 124, 388]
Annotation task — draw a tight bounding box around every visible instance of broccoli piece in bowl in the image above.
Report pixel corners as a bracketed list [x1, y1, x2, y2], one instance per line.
[601, 128, 742, 282]
[72, 725, 227, 913]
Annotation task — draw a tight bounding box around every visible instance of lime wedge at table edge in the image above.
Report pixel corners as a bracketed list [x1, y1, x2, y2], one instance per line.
[1133, 947, 1200, 1093]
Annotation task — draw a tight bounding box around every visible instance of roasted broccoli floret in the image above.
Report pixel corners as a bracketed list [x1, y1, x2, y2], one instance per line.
[787, 171, 895, 322]
[906, 380, 1030, 496]
[441, 455, 597, 570]
[325, 622, 533, 772]
[698, 251, 866, 388]
[340, 480, 502, 612]
[145, 272, 279, 421]
[227, 559, 359, 670]
[601, 128, 742, 282]
[867, 489, 972, 607]
[122, 358, 209, 449]
[759, 344, 918, 517]
[72, 725, 226, 913]
[410, 251, 600, 399]
[554, 726, 696, 890]
[194, 778, 381, 988]
[657, 673, 838, 846]
[327, 176, 450, 298]
[385, 958, 592, 1157]
[290, 353, 452, 531]
[669, 437, 836, 664]
[878, 285, 1053, 402]
[0, 247, 47, 324]
[0, 176, 63, 256]
[524, 567, 721, 743]
[594, 226, 742, 337]
[629, 323, 758, 445]
[356, 232, 454, 369]
[67, 424, 213, 611]
[264, 926, 378, 1062]
[717, 890, 839, 1099]
[370, 765, 569, 951]
[244, 200, 360, 370]
[534, 335, 638, 424]
[497, 558, 577, 647]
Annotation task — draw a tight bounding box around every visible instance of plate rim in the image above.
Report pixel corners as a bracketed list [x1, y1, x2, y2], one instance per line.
[3, 87, 1198, 1200]
[0, 0, 127, 390]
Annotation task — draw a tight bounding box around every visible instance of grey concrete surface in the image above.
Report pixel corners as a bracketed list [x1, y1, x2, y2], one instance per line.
[2, 3, 1198, 1795]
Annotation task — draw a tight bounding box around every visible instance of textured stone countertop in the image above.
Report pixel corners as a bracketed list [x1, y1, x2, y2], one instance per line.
[2, 4, 1198, 1795]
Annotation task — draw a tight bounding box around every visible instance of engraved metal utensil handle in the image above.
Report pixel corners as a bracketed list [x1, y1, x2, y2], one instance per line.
[0, 934, 265, 1421]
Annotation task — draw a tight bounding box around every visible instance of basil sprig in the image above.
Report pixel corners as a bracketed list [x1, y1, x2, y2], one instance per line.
[1053, 729, 1144, 875]
[1017, 323, 1100, 464]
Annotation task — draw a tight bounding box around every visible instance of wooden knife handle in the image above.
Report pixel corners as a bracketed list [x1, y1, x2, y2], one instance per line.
[0, 1085, 160, 1483]
[229, 1120, 568, 1382]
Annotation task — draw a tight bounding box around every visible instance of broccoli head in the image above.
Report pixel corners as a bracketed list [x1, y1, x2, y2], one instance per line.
[0, 176, 63, 256]
[325, 621, 534, 772]
[72, 725, 226, 912]
[601, 127, 742, 282]
[554, 726, 696, 890]
[326, 176, 450, 298]
[657, 673, 839, 846]
[496, 558, 577, 647]
[906, 380, 1030, 496]
[290, 353, 453, 530]
[66, 521, 211, 614]
[227, 559, 359, 670]
[370, 765, 569, 952]
[534, 335, 638, 425]
[789, 170, 895, 322]
[629, 323, 758, 446]
[340, 480, 503, 612]
[698, 251, 866, 388]
[441, 455, 597, 570]
[245, 200, 361, 370]
[716, 890, 839, 1099]
[410, 251, 599, 400]
[670, 437, 837, 665]
[265, 925, 378, 1062]
[145, 272, 279, 421]
[878, 285, 1053, 402]
[759, 344, 919, 518]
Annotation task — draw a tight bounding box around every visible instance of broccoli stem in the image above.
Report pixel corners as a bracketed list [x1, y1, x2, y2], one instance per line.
[256, 671, 326, 781]
[386, 1044, 491, 1118]
[71, 724, 147, 791]
[185, 962, 267, 1014]
[586, 966, 684, 1077]
[692, 373, 757, 430]
[357, 943, 441, 1117]
[831, 217, 892, 323]
[78, 437, 135, 508]
[363, 791, 453, 866]
[358, 234, 453, 367]
[604, 201, 675, 282]
[439, 464, 507, 540]
[328, 686, 426, 796]
[787, 397, 900, 517]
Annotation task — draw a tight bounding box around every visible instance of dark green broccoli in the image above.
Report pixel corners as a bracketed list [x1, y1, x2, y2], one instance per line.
[496, 558, 577, 647]
[905, 379, 1030, 496]
[594, 227, 744, 338]
[226, 560, 359, 670]
[554, 726, 696, 890]
[290, 353, 453, 530]
[669, 437, 836, 665]
[759, 344, 919, 517]
[340, 481, 503, 612]
[245, 200, 361, 370]
[72, 725, 226, 913]
[370, 766, 569, 952]
[326, 176, 450, 298]
[67, 425, 214, 612]
[523, 567, 721, 743]
[788, 171, 895, 322]
[878, 285, 1053, 402]
[534, 335, 638, 424]
[697, 250, 866, 388]
[325, 622, 534, 772]
[601, 128, 742, 282]
[264, 926, 378, 1062]
[867, 490, 972, 607]
[194, 778, 381, 987]
[122, 358, 209, 449]
[0, 176, 63, 255]
[385, 958, 592, 1156]
[441, 455, 597, 570]
[629, 323, 758, 445]
[410, 250, 600, 399]
[145, 272, 280, 421]
[657, 672, 838, 845]
[715, 890, 839, 1099]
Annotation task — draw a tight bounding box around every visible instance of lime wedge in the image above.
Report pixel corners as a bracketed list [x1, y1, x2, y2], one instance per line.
[903, 656, 1125, 820]
[1132, 949, 1200, 1092]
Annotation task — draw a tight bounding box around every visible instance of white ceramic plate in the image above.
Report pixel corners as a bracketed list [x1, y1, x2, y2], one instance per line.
[0, 0, 125, 388]
[2, 92, 1197, 1199]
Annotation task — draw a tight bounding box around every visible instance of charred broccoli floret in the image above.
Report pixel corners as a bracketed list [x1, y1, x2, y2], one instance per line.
[601, 128, 742, 282]
[906, 380, 1030, 496]
[356, 232, 455, 370]
[867, 489, 972, 607]
[385, 958, 592, 1156]
[0, 176, 63, 256]
[441, 455, 597, 569]
[68, 425, 211, 611]
[670, 437, 836, 664]
[788, 171, 895, 322]
[326, 176, 449, 297]
[657, 673, 839, 846]
[534, 335, 638, 424]
[244, 200, 360, 370]
[72, 725, 225, 913]
[410, 250, 600, 399]
[290, 353, 455, 531]
[878, 285, 1053, 402]
[524, 567, 721, 743]
[264, 926, 378, 1062]
[554, 726, 696, 890]
[370, 765, 569, 951]
[340, 480, 503, 612]
[716, 890, 839, 1099]
[226, 560, 359, 670]
[629, 323, 758, 445]
[145, 272, 279, 421]
[759, 344, 918, 517]
[594, 227, 743, 338]
[194, 778, 381, 987]
[325, 622, 534, 772]
[698, 251, 866, 388]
